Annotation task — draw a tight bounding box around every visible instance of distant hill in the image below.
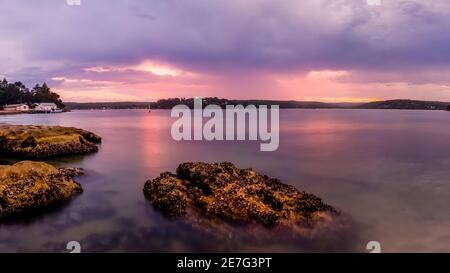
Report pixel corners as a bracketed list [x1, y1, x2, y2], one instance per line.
[147, 98, 343, 109]
[357, 99, 450, 110]
[65, 98, 450, 111]
[65, 102, 152, 110]
[66, 98, 341, 110]
[229, 100, 340, 109]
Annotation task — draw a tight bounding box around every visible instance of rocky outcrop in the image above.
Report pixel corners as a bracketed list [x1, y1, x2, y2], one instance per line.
[0, 124, 101, 158]
[144, 162, 343, 237]
[0, 161, 83, 220]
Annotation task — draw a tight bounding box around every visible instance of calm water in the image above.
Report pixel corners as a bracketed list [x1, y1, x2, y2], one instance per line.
[1, 109, 450, 253]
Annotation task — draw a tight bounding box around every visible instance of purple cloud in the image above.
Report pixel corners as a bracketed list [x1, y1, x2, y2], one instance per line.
[1, 0, 450, 101]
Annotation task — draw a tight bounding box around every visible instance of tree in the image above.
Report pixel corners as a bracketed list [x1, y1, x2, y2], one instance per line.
[0, 78, 8, 89]
[30, 82, 65, 109]
[0, 90, 5, 107]
[4, 83, 22, 104]
[0, 79, 8, 106]
[0, 79, 65, 108]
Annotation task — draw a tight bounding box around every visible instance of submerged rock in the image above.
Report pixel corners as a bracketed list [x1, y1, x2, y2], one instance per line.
[0, 161, 83, 220]
[0, 124, 101, 158]
[144, 162, 346, 238]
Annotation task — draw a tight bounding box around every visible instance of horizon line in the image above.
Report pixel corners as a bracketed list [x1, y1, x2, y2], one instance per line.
[63, 98, 450, 104]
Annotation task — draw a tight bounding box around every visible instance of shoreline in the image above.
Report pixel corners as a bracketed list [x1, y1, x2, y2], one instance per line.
[0, 111, 24, 116]
[0, 111, 67, 116]
[64, 99, 450, 111]
[64, 108, 450, 112]
[2, 108, 449, 115]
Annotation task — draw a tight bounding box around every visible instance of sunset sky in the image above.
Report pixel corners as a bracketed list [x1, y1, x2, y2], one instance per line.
[1, 0, 450, 102]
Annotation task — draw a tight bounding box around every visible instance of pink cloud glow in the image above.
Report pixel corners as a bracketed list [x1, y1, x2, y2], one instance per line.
[52, 62, 450, 103]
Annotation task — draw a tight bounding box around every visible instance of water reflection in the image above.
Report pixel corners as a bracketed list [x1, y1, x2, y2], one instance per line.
[1, 109, 450, 252]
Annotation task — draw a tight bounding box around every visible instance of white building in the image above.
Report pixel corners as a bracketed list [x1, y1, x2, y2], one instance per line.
[34, 103, 59, 112]
[3, 104, 30, 112]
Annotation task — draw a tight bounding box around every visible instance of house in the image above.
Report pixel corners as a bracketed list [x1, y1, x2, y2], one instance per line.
[34, 103, 59, 112]
[3, 104, 30, 112]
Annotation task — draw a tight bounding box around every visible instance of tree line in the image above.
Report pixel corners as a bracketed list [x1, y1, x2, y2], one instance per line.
[0, 79, 65, 109]
[150, 97, 334, 109]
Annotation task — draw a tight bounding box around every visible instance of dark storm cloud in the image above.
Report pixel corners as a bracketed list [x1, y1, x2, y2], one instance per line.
[1, 0, 450, 90]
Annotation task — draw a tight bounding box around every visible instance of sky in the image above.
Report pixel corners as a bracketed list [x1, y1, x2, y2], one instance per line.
[1, 0, 450, 102]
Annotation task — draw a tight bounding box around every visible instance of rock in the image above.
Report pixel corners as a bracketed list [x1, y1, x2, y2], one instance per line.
[0, 124, 101, 158]
[144, 162, 343, 237]
[0, 161, 83, 220]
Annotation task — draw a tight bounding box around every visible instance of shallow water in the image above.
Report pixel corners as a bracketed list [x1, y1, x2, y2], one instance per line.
[1, 109, 450, 253]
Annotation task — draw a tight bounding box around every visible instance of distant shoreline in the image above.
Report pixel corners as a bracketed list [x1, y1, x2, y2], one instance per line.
[64, 99, 450, 111]
[0, 110, 68, 116]
[3, 99, 449, 114]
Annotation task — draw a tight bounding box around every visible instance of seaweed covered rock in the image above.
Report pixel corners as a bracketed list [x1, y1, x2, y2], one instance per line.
[0, 124, 101, 158]
[144, 162, 341, 235]
[0, 161, 83, 220]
